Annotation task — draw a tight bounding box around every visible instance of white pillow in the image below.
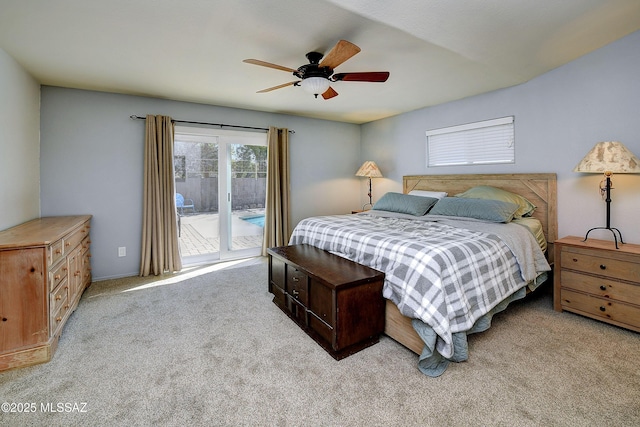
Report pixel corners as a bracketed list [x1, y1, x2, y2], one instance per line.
[408, 190, 448, 199]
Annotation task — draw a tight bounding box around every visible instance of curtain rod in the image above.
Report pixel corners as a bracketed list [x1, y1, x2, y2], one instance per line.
[129, 115, 294, 134]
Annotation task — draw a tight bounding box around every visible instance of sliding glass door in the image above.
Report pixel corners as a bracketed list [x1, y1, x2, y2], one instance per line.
[174, 126, 267, 265]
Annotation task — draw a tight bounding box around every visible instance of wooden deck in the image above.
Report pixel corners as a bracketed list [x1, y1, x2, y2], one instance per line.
[178, 212, 263, 257]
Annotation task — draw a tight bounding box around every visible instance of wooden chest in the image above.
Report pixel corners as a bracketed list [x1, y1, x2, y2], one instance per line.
[267, 244, 385, 359]
[554, 236, 640, 332]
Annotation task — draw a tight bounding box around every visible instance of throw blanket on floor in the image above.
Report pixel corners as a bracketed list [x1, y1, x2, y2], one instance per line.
[289, 212, 550, 375]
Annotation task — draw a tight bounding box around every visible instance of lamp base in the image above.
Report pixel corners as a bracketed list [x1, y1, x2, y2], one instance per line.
[583, 226, 624, 249]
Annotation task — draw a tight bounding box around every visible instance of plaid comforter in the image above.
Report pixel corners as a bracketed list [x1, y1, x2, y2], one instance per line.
[289, 212, 547, 359]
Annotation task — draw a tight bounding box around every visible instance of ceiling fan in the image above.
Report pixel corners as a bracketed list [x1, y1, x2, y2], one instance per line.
[243, 40, 390, 99]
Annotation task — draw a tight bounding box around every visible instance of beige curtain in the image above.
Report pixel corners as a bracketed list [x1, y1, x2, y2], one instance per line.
[140, 115, 182, 276]
[262, 127, 291, 255]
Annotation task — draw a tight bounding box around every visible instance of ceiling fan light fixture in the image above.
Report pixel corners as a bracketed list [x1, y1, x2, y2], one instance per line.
[301, 77, 330, 97]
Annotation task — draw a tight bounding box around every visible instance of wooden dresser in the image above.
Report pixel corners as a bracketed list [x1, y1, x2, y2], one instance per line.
[267, 245, 385, 360]
[0, 215, 92, 371]
[554, 236, 640, 332]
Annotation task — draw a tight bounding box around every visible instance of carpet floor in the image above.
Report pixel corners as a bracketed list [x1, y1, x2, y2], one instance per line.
[1, 258, 639, 426]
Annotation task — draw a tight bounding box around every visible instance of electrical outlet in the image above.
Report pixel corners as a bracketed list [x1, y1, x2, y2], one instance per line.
[118, 247, 126, 257]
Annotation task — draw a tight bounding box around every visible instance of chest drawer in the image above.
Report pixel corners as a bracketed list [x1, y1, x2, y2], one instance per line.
[560, 249, 640, 283]
[287, 266, 308, 306]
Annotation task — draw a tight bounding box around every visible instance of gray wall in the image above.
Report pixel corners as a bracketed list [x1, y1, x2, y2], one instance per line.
[39, 88, 361, 279]
[5, 30, 640, 280]
[361, 30, 640, 245]
[0, 48, 41, 230]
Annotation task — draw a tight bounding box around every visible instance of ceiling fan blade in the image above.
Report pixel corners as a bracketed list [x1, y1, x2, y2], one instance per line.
[332, 72, 390, 82]
[319, 40, 361, 69]
[321, 87, 339, 100]
[243, 59, 297, 73]
[256, 81, 300, 93]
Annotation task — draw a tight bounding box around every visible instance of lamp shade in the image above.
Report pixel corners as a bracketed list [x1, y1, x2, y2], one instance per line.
[573, 141, 640, 174]
[355, 161, 383, 178]
[300, 77, 330, 95]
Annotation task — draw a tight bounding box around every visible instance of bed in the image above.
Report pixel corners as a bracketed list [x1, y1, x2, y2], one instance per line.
[289, 173, 557, 376]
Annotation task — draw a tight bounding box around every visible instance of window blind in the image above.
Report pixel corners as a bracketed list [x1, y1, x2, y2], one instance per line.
[426, 116, 515, 167]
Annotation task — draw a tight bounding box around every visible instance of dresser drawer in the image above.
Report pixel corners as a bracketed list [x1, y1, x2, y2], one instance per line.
[561, 270, 640, 305]
[287, 266, 308, 306]
[50, 279, 70, 315]
[64, 225, 87, 253]
[49, 258, 68, 290]
[560, 288, 640, 330]
[50, 280, 71, 335]
[48, 239, 64, 266]
[560, 248, 640, 283]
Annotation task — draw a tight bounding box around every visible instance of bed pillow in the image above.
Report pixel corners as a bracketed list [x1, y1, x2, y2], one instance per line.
[428, 197, 519, 223]
[372, 192, 439, 216]
[408, 190, 448, 199]
[454, 185, 536, 217]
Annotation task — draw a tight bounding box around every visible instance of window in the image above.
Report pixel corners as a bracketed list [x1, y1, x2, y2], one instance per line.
[426, 116, 515, 167]
[174, 156, 186, 181]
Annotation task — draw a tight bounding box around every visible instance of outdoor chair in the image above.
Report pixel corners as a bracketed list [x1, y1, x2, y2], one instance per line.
[176, 193, 196, 215]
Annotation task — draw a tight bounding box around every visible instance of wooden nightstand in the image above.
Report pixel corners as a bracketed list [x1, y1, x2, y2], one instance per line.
[554, 236, 640, 332]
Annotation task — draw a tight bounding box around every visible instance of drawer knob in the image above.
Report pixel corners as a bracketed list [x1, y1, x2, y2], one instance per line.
[292, 289, 299, 297]
[600, 285, 607, 291]
[55, 295, 62, 301]
[599, 306, 606, 312]
[56, 316, 62, 322]
[54, 274, 61, 280]
[292, 277, 299, 282]
[600, 264, 607, 270]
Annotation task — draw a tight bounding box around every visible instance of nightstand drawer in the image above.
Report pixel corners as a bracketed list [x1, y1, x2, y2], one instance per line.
[560, 288, 640, 329]
[561, 270, 640, 305]
[560, 248, 640, 283]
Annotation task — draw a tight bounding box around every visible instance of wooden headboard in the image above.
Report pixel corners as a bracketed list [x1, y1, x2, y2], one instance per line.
[403, 173, 558, 263]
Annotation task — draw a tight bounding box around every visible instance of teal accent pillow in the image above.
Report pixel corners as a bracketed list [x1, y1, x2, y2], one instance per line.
[428, 197, 519, 223]
[454, 186, 536, 217]
[373, 192, 438, 216]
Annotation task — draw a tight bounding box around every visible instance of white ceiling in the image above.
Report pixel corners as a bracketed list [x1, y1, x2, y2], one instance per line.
[1, 0, 639, 124]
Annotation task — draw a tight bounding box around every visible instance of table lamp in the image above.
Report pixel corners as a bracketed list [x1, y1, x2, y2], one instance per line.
[573, 141, 640, 248]
[355, 161, 383, 210]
